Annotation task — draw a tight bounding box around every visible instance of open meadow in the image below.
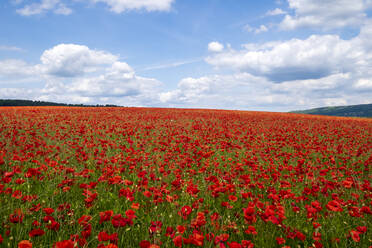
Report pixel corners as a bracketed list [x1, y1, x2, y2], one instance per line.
[0, 107, 371, 248]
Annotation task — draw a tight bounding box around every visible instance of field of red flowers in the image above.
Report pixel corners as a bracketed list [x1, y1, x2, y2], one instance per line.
[0, 107, 371, 248]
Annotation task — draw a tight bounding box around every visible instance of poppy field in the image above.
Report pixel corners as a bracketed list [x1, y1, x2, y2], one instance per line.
[0, 107, 371, 248]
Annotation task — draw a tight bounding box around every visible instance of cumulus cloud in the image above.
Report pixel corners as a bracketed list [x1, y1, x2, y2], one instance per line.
[64, 61, 161, 99]
[208, 42, 224, 52]
[159, 73, 270, 108]
[159, 71, 371, 111]
[0, 44, 163, 106]
[16, 0, 72, 16]
[206, 26, 372, 83]
[91, 0, 175, 13]
[279, 0, 371, 30]
[40, 44, 117, 77]
[0, 59, 39, 82]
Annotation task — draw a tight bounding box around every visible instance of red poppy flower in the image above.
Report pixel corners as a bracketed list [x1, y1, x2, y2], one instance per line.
[125, 209, 136, 220]
[227, 242, 242, 248]
[188, 233, 204, 247]
[326, 200, 343, 212]
[241, 240, 254, 248]
[166, 226, 175, 237]
[143, 191, 152, 198]
[276, 237, 285, 245]
[111, 214, 130, 228]
[295, 231, 306, 241]
[29, 204, 41, 212]
[178, 205, 192, 220]
[314, 241, 323, 248]
[43, 208, 55, 215]
[356, 226, 367, 234]
[177, 225, 186, 234]
[149, 221, 162, 234]
[99, 210, 113, 224]
[98, 231, 110, 242]
[18, 240, 32, 248]
[9, 209, 24, 223]
[105, 245, 118, 248]
[313, 232, 321, 241]
[139, 240, 151, 248]
[29, 228, 45, 237]
[215, 233, 229, 244]
[350, 230, 360, 242]
[228, 195, 238, 202]
[173, 236, 183, 247]
[243, 207, 256, 223]
[47, 220, 60, 231]
[78, 215, 92, 226]
[245, 226, 257, 235]
[313, 222, 321, 229]
[131, 203, 140, 209]
[54, 240, 74, 248]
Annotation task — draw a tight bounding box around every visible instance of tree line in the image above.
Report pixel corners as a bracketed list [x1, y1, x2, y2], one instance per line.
[0, 99, 119, 107]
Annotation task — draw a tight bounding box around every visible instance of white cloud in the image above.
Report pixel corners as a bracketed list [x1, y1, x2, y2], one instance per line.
[159, 76, 215, 104]
[0, 59, 39, 82]
[63, 61, 160, 99]
[92, 0, 175, 13]
[0, 44, 163, 106]
[159, 73, 270, 107]
[16, 0, 72, 16]
[0, 88, 36, 99]
[206, 31, 370, 82]
[15, 0, 174, 16]
[208, 42, 224, 52]
[353, 79, 372, 89]
[280, 0, 371, 30]
[36, 71, 162, 106]
[40, 44, 117, 77]
[266, 8, 286, 16]
[244, 24, 269, 34]
[159, 71, 371, 111]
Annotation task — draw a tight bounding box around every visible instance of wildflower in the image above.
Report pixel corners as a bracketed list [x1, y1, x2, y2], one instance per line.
[53, 240, 74, 248]
[18, 240, 32, 248]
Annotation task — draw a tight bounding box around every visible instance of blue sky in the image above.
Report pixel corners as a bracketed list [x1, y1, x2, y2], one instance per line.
[1, 0, 372, 111]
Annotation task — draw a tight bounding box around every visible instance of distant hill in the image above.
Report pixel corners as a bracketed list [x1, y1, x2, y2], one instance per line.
[291, 103, 372, 118]
[0, 99, 119, 107]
